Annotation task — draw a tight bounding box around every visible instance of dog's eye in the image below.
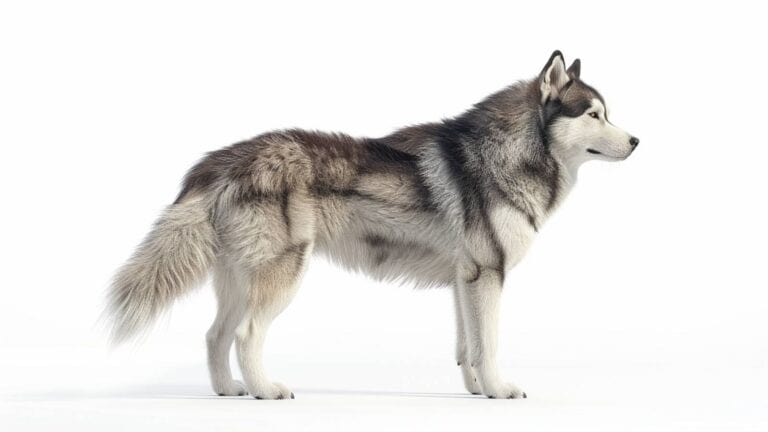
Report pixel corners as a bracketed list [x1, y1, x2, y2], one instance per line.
[588, 112, 599, 119]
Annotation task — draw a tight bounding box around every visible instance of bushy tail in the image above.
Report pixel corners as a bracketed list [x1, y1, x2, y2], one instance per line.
[106, 196, 217, 344]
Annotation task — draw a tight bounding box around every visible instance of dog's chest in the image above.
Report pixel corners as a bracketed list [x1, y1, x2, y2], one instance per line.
[488, 205, 538, 269]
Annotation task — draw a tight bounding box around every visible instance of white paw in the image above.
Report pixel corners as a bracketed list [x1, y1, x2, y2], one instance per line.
[483, 382, 527, 399]
[214, 379, 248, 396]
[251, 382, 294, 400]
[459, 363, 482, 395]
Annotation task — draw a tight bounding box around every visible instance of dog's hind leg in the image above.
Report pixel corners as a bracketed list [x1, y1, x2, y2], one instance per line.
[206, 261, 249, 396]
[234, 241, 312, 400]
[453, 284, 482, 395]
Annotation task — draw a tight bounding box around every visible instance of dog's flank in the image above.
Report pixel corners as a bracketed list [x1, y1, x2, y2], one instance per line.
[106, 50, 638, 399]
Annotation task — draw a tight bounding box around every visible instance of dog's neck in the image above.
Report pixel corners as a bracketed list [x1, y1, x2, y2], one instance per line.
[539, 142, 587, 221]
[551, 144, 586, 186]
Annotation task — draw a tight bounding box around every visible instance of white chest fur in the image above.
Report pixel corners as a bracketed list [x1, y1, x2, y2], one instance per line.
[488, 205, 538, 270]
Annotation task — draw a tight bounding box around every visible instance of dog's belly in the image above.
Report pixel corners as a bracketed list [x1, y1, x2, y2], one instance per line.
[316, 236, 455, 288]
[313, 199, 458, 288]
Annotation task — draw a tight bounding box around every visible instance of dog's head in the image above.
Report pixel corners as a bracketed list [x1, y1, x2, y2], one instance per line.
[538, 51, 638, 163]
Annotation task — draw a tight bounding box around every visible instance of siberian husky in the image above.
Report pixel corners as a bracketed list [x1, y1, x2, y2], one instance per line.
[107, 51, 638, 399]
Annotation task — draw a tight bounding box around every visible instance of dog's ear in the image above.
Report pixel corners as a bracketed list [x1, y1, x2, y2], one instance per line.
[539, 50, 570, 104]
[567, 58, 581, 80]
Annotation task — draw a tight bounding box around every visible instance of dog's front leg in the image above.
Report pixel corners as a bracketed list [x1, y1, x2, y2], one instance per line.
[457, 267, 526, 399]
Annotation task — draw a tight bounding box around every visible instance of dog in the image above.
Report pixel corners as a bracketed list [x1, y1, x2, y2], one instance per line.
[107, 50, 638, 399]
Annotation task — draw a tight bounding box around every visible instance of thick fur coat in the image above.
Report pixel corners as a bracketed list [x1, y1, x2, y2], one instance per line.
[107, 51, 638, 399]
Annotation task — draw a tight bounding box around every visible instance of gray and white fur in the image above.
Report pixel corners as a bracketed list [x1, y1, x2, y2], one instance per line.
[107, 51, 638, 399]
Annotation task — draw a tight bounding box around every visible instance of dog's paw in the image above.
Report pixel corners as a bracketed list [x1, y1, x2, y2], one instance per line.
[251, 382, 294, 400]
[484, 382, 527, 399]
[459, 364, 483, 395]
[215, 380, 248, 396]
[215, 379, 248, 396]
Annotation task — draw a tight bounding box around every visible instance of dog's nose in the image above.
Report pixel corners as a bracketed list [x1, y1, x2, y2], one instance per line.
[629, 137, 640, 147]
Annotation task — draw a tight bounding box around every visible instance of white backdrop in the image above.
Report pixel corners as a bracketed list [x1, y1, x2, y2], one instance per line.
[1, 1, 766, 431]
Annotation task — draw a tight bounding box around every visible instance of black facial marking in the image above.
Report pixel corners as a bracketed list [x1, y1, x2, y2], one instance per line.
[559, 98, 592, 118]
[542, 79, 604, 126]
[587, 149, 602, 155]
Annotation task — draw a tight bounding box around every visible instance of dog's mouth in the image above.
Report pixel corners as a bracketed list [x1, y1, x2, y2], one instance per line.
[587, 148, 629, 160]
